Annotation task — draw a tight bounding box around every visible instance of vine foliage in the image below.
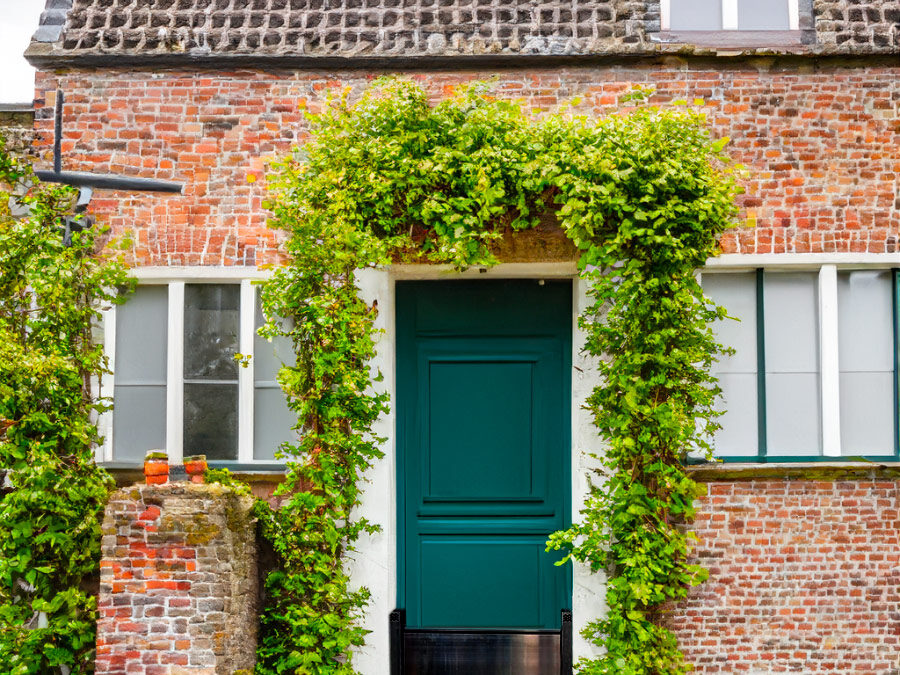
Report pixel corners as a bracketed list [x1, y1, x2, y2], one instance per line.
[0, 135, 132, 673]
[259, 80, 739, 674]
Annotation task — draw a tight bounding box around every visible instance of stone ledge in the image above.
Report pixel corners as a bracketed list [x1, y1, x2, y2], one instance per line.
[686, 461, 900, 482]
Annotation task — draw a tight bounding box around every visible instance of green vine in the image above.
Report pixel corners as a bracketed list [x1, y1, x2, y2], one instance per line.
[259, 79, 739, 674]
[0, 134, 132, 674]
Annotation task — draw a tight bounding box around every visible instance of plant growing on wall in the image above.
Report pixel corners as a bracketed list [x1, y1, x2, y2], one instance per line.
[0, 134, 132, 674]
[258, 79, 739, 674]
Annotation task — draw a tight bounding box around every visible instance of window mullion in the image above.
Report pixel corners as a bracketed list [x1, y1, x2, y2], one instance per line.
[788, 0, 800, 30]
[894, 270, 899, 460]
[238, 280, 256, 463]
[756, 269, 768, 461]
[819, 265, 841, 457]
[167, 281, 185, 464]
[721, 0, 739, 30]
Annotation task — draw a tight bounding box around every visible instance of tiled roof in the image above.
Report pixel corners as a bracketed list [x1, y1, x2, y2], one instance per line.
[26, 0, 662, 60]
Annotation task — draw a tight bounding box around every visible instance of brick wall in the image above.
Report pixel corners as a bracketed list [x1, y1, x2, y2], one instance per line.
[31, 62, 898, 267]
[668, 478, 900, 674]
[96, 483, 258, 675]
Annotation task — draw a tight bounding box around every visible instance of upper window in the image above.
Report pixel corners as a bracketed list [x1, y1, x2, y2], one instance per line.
[101, 281, 295, 466]
[701, 267, 898, 462]
[662, 0, 800, 32]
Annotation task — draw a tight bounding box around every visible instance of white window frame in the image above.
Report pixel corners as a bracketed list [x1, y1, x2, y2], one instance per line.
[701, 252, 900, 460]
[660, 0, 800, 31]
[98, 267, 284, 466]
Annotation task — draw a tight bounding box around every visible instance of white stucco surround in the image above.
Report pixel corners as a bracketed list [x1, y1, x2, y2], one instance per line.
[349, 262, 606, 672]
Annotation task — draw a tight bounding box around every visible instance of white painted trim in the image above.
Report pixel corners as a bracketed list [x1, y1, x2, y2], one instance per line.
[721, 0, 739, 30]
[350, 268, 397, 674]
[818, 265, 842, 457]
[571, 278, 607, 663]
[238, 281, 256, 463]
[166, 282, 185, 463]
[348, 267, 603, 672]
[660, 0, 670, 31]
[706, 252, 900, 270]
[788, 0, 800, 30]
[132, 266, 272, 283]
[390, 262, 578, 280]
[99, 305, 116, 463]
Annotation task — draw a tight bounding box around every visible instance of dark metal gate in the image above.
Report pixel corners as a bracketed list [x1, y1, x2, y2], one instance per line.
[390, 609, 573, 675]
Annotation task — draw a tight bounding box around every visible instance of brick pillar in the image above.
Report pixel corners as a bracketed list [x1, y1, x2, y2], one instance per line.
[95, 483, 258, 675]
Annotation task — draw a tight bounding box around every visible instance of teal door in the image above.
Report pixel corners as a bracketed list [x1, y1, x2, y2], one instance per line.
[397, 280, 572, 630]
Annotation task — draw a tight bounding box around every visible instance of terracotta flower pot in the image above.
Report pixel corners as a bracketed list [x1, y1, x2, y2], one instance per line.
[144, 452, 169, 485]
[184, 455, 208, 484]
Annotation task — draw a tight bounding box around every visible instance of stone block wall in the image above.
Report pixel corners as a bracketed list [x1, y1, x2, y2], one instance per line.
[95, 483, 258, 675]
[30, 61, 900, 267]
[0, 108, 35, 157]
[25, 0, 900, 60]
[668, 476, 900, 674]
[815, 0, 900, 52]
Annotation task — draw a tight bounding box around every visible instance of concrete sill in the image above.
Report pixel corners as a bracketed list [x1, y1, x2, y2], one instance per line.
[649, 30, 815, 56]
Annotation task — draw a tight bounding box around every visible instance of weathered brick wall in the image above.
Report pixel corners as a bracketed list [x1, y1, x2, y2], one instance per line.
[96, 483, 258, 675]
[31, 62, 899, 267]
[667, 478, 900, 674]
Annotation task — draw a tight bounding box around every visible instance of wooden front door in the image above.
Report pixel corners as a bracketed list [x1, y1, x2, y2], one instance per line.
[397, 280, 572, 631]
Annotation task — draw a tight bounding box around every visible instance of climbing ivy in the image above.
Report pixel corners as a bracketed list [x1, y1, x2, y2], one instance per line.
[0, 134, 132, 674]
[259, 79, 739, 674]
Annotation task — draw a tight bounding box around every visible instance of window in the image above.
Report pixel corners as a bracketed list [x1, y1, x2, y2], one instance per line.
[702, 267, 899, 462]
[661, 0, 800, 32]
[101, 280, 295, 466]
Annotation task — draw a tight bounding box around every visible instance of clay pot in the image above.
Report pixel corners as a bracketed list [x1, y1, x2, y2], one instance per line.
[144, 452, 169, 485]
[184, 455, 208, 484]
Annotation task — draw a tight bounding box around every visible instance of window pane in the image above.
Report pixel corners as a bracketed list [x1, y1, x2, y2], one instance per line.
[766, 373, 822, 455]
[713, 373, 759, 456]
[703, 272, 758, 456]
[839, 373, 894, 456]
[838, 271, 894, 455]
[115, 286, 167, 383]
[184, 383, 238, 460]
[705, 272, 758, 373]
[838, 271, 893, 372]
[670, 0, 722, 30]
[764, 272, 818, 373]
[113, 385, 166, 462]
[254, 387, 296, 461]
[764, 272, 820, 456]
[184, 284, 239, 380]
[738, 0, 790, 30]
[254, 295, 294, 385]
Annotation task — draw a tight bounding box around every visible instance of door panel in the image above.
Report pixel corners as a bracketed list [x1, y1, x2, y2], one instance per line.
[427, 361, 534, 500]
[419, 537, 546, 628]
[398, 280, 572, 631]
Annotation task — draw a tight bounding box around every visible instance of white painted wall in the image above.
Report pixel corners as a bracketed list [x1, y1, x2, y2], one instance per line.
[571, 278, 608, 662]
[348, 267, 398, 673]
[348, 265, 607, 672]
